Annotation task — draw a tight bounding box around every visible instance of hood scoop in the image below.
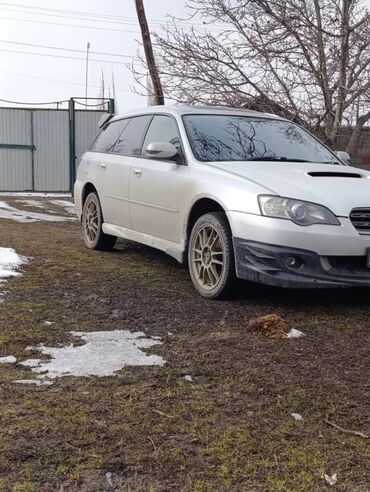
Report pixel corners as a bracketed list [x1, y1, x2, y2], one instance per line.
[307, 171, 363, 178]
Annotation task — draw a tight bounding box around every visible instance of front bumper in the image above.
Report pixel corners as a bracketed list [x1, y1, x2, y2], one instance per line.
[233, 239, 370, 288]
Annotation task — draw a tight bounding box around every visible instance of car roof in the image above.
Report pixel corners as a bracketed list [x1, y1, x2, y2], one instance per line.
[110, 104, 284, 122]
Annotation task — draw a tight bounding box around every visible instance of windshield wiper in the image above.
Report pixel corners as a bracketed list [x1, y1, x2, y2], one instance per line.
[245, 156, 312, 162]
[317, 160, 340, 164]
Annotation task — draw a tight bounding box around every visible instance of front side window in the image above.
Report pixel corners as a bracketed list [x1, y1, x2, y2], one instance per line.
[114, 115, 152, 156]
[90, 120, 128, 153]
[183, 114, 341, 165]
[142, 115, 181, 152]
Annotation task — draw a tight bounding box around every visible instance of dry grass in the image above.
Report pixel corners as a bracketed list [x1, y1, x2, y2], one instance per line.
[0, 196, 369, 491]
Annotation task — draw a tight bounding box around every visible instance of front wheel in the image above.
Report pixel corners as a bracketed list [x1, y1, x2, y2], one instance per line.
[188, 212, 237, 299]
[82, 192, 116, 251]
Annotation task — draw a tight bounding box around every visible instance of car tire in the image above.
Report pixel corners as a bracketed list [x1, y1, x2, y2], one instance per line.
[188, 212, 237, 299]
[82, 192, 117, 251]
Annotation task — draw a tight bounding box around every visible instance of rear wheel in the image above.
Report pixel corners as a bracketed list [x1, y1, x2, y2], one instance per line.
[82, 192, 116, 250]
[188, 212, 237, 299]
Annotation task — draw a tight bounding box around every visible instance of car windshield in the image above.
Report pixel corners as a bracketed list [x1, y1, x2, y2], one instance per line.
[183, 114, 341, 164]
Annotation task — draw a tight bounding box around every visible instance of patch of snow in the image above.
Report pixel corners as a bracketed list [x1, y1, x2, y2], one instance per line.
[0, 192, 71, 197]
[49, 199, 76, 214]
[184, 375, 193, 382]
[105, 472, 113, 487]
[43, 321, 55, 326]
[322, 473, 338, 486]
[0, 355, 17, 364]
[50, 199, 74, 207]
[0, 247, 26, 279]
[20, 358, 42, 367]
[0, 248, 26, 301]
[287, 328, 305, 338]
[290, 412, 304, 421]
[19, 330, 165, 381]
[14, 379, 54, 386]
[0, 201, 76, 223]
[16, 199, 46, 209]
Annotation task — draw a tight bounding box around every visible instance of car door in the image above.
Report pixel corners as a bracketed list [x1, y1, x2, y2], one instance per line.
[94, 115, 151, 228]
[129, 114, 186, 243]
[90, 118, 130, 227]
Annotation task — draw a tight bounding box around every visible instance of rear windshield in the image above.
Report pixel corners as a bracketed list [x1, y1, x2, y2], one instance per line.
[183, 114, 340, 164]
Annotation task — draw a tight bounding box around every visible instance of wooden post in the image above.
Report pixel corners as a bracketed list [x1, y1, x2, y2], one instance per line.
[135, 0, 164, 105]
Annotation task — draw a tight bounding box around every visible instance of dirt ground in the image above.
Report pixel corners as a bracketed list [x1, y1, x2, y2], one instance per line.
[0, 196, 369, 492]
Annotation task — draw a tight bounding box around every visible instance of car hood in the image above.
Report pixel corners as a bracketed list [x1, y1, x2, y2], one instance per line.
[211, 161, 370, 216]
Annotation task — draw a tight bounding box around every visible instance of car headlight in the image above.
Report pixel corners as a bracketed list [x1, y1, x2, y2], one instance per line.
[258, 196, 340, 226]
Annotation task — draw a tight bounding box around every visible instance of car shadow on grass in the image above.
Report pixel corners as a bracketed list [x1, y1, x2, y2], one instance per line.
[235, 280, 370, 308]
[111, 239, 370, 309]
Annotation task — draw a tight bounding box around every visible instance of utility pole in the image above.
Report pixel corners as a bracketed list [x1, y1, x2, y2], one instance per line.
[134, 0, 164, 105]
[111, 70, 116, 103]
[85, 41, 91, 104]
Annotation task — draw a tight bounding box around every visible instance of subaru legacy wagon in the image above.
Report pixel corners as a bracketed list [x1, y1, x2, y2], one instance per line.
[74, 105, 370, 299]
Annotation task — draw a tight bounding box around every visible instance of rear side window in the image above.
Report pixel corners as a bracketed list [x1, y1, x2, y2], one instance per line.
[114, 115, 152, 156]
[90, 120, 128, 153]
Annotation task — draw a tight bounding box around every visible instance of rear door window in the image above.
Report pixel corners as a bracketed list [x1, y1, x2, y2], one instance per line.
[113, 115, 152, 156]
[90, 119, 128, 153]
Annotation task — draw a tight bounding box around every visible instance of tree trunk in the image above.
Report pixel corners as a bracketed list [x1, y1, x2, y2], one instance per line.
[346, 110, 370, 155]
[328, 0, 351, 146]
[135, 0, 164, 105]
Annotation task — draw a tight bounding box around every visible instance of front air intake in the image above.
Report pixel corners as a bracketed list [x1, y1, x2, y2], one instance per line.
[307, 172, 363, 178]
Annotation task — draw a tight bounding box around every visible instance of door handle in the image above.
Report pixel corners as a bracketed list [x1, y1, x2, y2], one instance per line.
[133, 168, 142, 178]
[100, 163, 107, 169]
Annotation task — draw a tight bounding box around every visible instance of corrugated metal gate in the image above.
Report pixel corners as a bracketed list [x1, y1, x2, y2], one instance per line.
[0, 104, 109, 192]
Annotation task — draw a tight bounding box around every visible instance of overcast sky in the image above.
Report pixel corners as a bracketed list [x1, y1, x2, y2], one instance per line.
[0, 0, 369, 114]
[0, 0, 190, 112]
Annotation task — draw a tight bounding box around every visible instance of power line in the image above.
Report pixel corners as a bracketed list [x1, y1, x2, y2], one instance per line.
[0, 3, 150, 23]
[0, 16, 141, 34]
[0, 3, 162, 23]
[0, 47, 127, 64]
[0, 39, 137, 59]
[0, 2, 222, 29]
[0, 11, 217, 34]
[0, 6, 143, 29]
[1, 7, 213, 32]
[0, 69, 137, 94]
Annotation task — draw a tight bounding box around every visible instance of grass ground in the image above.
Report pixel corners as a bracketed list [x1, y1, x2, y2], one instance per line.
[0, 196, 369, 491]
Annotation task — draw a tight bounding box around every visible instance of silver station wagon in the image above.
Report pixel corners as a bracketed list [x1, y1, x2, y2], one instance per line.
[74, 105, 370, 298]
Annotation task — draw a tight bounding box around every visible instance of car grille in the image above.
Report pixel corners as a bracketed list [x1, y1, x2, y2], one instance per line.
[350, 208, 370, 234]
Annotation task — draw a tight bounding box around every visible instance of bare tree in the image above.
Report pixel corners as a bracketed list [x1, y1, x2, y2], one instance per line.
[98, 70, 117, 110]
[134, 0, 164, 105]
[134, 0, 369, 148]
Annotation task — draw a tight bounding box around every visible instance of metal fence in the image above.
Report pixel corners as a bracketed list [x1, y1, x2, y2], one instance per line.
[0, 102, 111, 192]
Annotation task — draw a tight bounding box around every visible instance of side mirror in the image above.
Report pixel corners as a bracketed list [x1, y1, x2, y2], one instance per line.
[335, 150, 350, 165]
[144, 141, 178, 160]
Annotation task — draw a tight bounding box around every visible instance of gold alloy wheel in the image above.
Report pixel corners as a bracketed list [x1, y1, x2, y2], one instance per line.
[84, 199, 99, 244]
[191, 225, 224, 290]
